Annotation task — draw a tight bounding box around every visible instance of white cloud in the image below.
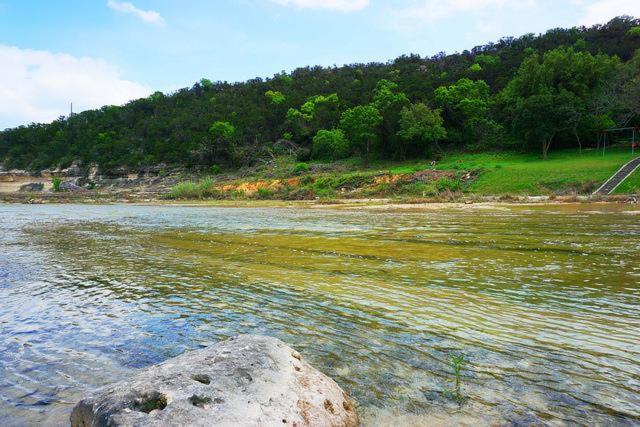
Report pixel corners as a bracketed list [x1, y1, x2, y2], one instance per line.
[394, 0, 536, 23]
[107, 0, 165, 25]
[580, 0, 640, 26]
[0, 45, 151, 129]
[270, 0, 370, 12]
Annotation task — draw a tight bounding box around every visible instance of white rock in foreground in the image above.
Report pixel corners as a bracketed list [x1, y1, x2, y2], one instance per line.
[71, 335, 358, 427]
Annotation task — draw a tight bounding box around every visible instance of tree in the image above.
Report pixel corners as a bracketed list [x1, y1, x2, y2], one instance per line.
[265, 90, 286, 105]
[312, 129, 350, 160]
[397, 103, 447, 157]
[286, 94, 340, 143]
[434, 78, 499, 148]
[373, 79, 409, 157]
[627, 26, 640, 37]
[339, 105, 382, 167]
[591, 50, 640, 127]
[511, 91, 579, 159]
[200, 121, 236, 165]
[499, 47, 618, 157]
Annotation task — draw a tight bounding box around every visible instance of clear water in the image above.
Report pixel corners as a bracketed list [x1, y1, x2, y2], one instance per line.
[0, 203, 639, 426]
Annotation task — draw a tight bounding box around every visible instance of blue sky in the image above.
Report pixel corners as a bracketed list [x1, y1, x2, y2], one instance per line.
[1, 0, 639, 128]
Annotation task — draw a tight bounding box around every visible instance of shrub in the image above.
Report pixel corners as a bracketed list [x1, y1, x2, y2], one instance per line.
[296, 148, 312, 162]
[293, 162, 309, 174]
[312, 129, 350, 160]
[209, 164, 222, 175]
[231, 189, 246, 199]
[52, 177, 62, 192]
[256, 188, 273, 199]
[436, 177, 461, 192]
[167, 182, 200, 199]
[401, 181, 438, 197]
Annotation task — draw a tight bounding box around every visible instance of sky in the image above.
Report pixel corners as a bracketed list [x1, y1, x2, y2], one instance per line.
[0, 0, 639, 129]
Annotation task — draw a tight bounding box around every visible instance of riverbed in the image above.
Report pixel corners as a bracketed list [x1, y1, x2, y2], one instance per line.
[0, 203, 639, 425]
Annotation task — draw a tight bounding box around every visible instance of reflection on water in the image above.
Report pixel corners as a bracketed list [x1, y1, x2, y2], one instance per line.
[0, 203, 639, 426]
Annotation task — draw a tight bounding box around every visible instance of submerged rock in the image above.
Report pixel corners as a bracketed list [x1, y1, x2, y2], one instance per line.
[70, 335, 358, 427]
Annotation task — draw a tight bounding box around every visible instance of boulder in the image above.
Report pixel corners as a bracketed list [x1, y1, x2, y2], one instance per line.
[19, 182, 44, 192]
[60, 180, 87, 192]
[70, 335, 358, 427]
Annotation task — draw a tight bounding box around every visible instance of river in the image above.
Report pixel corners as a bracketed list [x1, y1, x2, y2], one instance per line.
[0, 203, 639, 425]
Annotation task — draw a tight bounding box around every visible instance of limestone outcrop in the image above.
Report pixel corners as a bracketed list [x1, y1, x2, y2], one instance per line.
[70, 335, 358, 427]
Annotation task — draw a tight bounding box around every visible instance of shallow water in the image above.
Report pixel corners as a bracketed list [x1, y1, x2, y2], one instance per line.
[0, 203, 639, 426]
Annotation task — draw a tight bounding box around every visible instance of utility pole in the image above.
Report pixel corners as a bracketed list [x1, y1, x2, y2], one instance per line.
[70, 102, 73, 117]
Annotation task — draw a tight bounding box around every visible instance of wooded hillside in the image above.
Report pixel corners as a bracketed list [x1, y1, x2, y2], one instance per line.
[1, 16, 639, 172]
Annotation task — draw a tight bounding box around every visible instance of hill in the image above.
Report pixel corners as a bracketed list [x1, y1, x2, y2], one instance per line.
[1, 16, 639, 176]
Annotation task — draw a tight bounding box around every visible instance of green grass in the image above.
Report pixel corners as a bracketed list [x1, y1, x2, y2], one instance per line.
[436, 147, 638, 195]
[166, 146, 640, 200]
[166, 178, 220, 199]
[612, 167, 640, 194]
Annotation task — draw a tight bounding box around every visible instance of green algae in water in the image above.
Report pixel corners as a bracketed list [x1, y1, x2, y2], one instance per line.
[0, 203, 639, 425]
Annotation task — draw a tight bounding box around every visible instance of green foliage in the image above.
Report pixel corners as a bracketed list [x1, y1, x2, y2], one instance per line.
[293, 162, 309, 174]
[1, 18, 640, 172]
[167, 182, 200, 199]
[469, 63, 482, 72]
[627, 26, 640, 37]
[435, 78, 502, 149]
[209, 121, 236, 139]
[312, 129, 350, 160]
[397, 103, 447, 156]
[340, 105, 383, 166]
[166, 178, 220, 199]
[201, 121, 237, 166]
[373, 79, 410, 157]
[444, 353, 466, 404]
[256, 187, 273, 199]
[286, 94, 340, 142]
[265, 90, 286, 105]
[475, 54, 500, 66]
[51, 177, 62, 192]
[373, 79, 409, 112]
[210, 164, 222, 175]
[199, 78, 214, 90]
[436, 177, 461, 192]
[499, 46, 619, 157]
[149, 91, 164, 102]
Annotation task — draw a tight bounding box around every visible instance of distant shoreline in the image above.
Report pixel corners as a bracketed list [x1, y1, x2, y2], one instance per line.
[2, 191, 638, 210]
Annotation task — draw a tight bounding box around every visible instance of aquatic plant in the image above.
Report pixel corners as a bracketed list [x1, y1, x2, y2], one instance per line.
[444, 353, 466, 404]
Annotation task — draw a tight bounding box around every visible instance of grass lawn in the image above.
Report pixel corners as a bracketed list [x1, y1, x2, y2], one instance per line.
[612, 167, 640, 194]
[431, 147, 639, 195]
[168, 145, 640, 200]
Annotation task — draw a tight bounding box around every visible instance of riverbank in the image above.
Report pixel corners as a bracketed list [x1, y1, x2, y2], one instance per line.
[2, 147, 639, 205]
[2, 190, 639, 214]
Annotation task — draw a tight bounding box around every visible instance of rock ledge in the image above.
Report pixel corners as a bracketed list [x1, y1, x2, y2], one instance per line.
[71, 335, 358, 427]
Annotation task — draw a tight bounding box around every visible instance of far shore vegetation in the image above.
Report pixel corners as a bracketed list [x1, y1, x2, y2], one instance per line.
[2, 17, 640, 201]
[164, 145, 640, 201]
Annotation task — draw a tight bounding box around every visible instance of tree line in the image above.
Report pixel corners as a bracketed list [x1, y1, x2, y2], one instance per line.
[1, 17, 640, 172]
